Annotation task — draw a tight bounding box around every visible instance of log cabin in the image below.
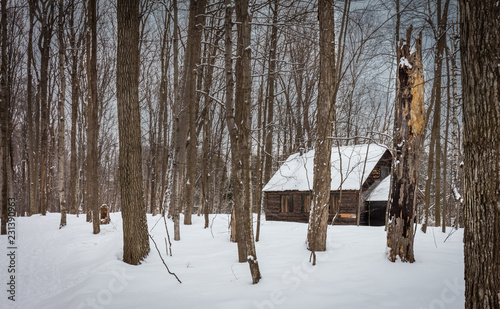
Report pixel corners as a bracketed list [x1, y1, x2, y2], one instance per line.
[262, 144, 392, 226]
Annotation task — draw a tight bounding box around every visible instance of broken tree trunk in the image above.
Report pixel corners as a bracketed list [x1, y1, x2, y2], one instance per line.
[387, 27, 425, 263]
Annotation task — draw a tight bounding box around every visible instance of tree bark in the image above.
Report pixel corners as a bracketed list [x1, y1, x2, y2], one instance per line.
[117, 0, 150, 265]
[183, 0, 206, 225]
[386, 27, 425, 263]
[68, 0, 80, 215]
[0, 0, 8, 234]
[86, 0, 99, 234]
[307, 0, 337, 254]
[58, 0, 67, 228]
[27, 1, 37, 216]
[262, 0, 278, 187]
[226, 0, 261, 284]
[38, 1, 54, 216]
[459, 1, 500, 307]
[170, 0, 183, 240]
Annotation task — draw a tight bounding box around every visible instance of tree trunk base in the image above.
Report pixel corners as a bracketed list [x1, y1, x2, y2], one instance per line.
[387, 217, 415, 263]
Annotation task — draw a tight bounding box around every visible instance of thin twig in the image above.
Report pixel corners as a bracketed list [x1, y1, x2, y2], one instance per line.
[148, 234, 182, 284]
[443, 226, 458, 243]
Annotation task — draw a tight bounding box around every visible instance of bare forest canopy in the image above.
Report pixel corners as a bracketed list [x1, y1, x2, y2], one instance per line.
[2, 0, 464, 230]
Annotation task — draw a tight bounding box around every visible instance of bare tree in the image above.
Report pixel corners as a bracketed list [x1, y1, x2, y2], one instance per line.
[225, 0, 261, 284]
[86, 0, 99, 234]
[0, 0, 8, 234]
[422, 0, 451, 233]
[58, 0, 67, 228]
[117, 0, 150, 265]
[34, 0, 55, 216]
[307, 0, 337, 255]
[184, 0, 206, 225]
[459, 0, 500, 307]
[27, 0, 37, 216]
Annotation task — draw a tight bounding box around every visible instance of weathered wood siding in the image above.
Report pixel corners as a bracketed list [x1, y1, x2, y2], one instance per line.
[265, 190, 360, 225]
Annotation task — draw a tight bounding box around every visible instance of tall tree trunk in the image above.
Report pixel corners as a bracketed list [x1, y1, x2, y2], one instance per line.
[170, 0, 183, 240]
[387, 27, 425, 263]
[263, 1, 278, 186]
[183, 0, 206, 225]
[58, 0, 67, 228]
[157, 13, 171, 217]
[224, 0, 245, 257]
[0, 0, 8, 234]
[441, 49, 451, 233]
[117, 0, 150, 265]
[227, 0, 261, 284]
[385, 0, 401, 232]
[255, 75, 265, 242]
[201, 32, 218, 228]
[86, 0, 99, 234]
[307, 0, 337, 254]
[38, 2, 54, 216]
[422, 0, 450, 233]
[68, 1, 80, 215]
[459, 1, 500, 307]
[27, 1, 37, 216]
[448, 31, 462, 228]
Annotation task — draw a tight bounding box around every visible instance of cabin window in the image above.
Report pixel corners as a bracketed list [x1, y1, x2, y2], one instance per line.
[329, 193, 340, 214]
[301, 193, 312, 213]
[280, 194, 294, 213]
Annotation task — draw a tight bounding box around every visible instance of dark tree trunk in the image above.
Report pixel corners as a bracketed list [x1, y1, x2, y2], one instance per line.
[58, 0, 67, 228]
[86, 0, 99, 234]
[183, 0, 206, 225]
[422, 0, 450, 233]
[0, 0, 8, 234]
[27, 1, 37, 216]
[226, 0, 261, 284]
[387, 27, 425, 263]
[38, 2, 54, 216]
[170, 0, 183, 240]
[459, 1, 500, 307]
[307, 0, 337, 254]
[117, 0, 150, 265]
[68, 1, 80, 215]
[263, 0, 278, 187]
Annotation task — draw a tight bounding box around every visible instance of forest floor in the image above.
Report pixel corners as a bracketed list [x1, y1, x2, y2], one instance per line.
[1, 212, 464, 309]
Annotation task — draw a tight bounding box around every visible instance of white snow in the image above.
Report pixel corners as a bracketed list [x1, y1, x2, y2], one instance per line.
[365, 176, 391, 202]
[399, 57, 412, 69]
[0, 213, 464, 309]
[263, 144, 388, 192]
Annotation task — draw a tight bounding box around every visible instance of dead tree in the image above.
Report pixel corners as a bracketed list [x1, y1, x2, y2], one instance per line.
[386, 27, 425, 263]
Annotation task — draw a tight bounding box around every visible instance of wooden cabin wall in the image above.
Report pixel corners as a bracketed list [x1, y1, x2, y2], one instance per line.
[264, 190, 360, 225]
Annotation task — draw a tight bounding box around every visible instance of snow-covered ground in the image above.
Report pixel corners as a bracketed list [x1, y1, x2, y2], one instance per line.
[1, 213, 464, 309]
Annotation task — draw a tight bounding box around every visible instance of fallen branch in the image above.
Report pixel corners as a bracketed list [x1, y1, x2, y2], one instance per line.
[148, 234, 182, 284]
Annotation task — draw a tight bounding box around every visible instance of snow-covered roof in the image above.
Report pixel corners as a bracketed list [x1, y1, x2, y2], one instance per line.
[263, 144, 389, 192]
[365, 176, 391, 202]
